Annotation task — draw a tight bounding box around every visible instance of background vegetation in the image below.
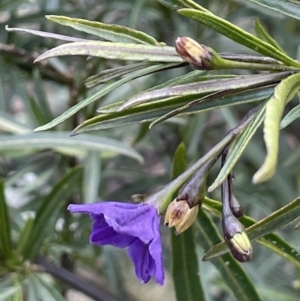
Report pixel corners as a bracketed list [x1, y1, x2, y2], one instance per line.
[0, 0, 299, 301]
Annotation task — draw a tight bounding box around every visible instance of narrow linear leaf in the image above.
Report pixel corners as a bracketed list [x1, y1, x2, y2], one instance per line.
[203, 196, 300, 261]
[253, 73, 300, 183]
[196, 210, 263, 301]
[280, 103, 300, 129]
[119, 71, 290, 111]
[15, 218, 34, 258]
[73, 86, 273, 133]
[171, 228, 205, 301]
[171, 143, 206, 301]
[246, 196, 300, 239]
[208, 105, 266, 192]
[34, 63, 180, 131]
[83, 151, 101, 204]
[46, 15, 161, 45]
[5, 25, 87, 42]
[247, 0, 300, 21]
[85, 62, 153, 88]
[24, 167, 82, 260]
[30, 273, 66, 301]
[0, 110, 31, 134]
[34, 41, 183, 63]
[157, 0, 210, 12]
[178, 9, 300, 67]
[172, 142, 187, 178]
[0, 179, 13, 261]
[254, 18, 285, 53]
[0, 132, 143, 163]
[257, 286, 300, 301]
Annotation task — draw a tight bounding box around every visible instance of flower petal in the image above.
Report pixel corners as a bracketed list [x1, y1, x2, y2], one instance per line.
[90, 214, 134, 248]
[68, 202, 159, 244]
[68, 201, 164, 284]
[128, 239, 151, 284]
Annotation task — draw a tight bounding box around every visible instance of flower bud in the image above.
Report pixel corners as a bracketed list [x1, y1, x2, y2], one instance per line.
[177, 157, 218, 208]
[175, 37, 219, 69]
[229, 193, 244, 219]
[164, 199, 199, 234]
[227, 175, 243, 218]
[222, 178, 252, 262]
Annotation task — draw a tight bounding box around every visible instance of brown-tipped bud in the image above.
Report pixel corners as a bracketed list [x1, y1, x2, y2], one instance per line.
[175, 37, 217, 69]
[164, 199, 199, 234]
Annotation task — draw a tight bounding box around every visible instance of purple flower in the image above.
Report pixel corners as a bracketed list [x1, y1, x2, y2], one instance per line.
[68, 202, 164, 285]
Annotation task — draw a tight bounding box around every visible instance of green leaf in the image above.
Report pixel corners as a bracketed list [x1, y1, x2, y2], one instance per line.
[178, 9, 300, 68]
[15, 218, 34, 259]
[83, 151, 101, 204]
[208, 105, 266, 192]
[157, 0, 209, 11]
[196, 210, 263, 301]
[0, 179, 13, 261]
[5, 25, 87, 42]
[171, 143, 206, 301]
[172, 142, 187, 178]
[0, 111, 32, 134]
[30, 273, 66, 301]
[0, 132, 143, 163]
[46, 15, 161, 45]
[23, 166, 82, 260]
[253, 73, 300, 183]
[34, 41, 183, 63]
[34, 63, 180, 131]
[246, 196, 300, 240]
[280, 103, 300, 129]
[73, 86, 273, 133]
[257, 286, 300, 301]
[247, 0, 300, 21]
[171, 228, 205, 301]
[203, 196, 300, 262]
[254, 18, 285, 53]
[85, 62, 153, 88]
[119, 72, 290, 111]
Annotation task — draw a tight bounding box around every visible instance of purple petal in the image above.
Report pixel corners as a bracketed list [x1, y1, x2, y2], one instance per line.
[68, 202, 159, 244]
[128, 239, 151, 284]
[90, 215, 134, 248]
[68, 201, 164, 284]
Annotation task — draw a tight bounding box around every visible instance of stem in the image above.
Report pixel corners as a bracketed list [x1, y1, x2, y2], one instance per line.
[146, 106, 259, 213]
[35, 257, 121, 301]
[219, 57, 300, 72]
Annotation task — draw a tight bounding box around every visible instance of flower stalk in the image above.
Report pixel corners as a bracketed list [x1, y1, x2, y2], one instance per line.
[145, 107, 258, 214]
[175, 37, 299, 72]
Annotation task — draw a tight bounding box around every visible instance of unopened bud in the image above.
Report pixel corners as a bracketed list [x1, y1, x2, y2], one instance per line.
[175, 37, 219, 69]
[222, 177, 252, 262]
[164, 199, 199, 234]
[177, 157, 218, 208]
[229, 193, 244, 218]
[230, 232, 252, 257]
